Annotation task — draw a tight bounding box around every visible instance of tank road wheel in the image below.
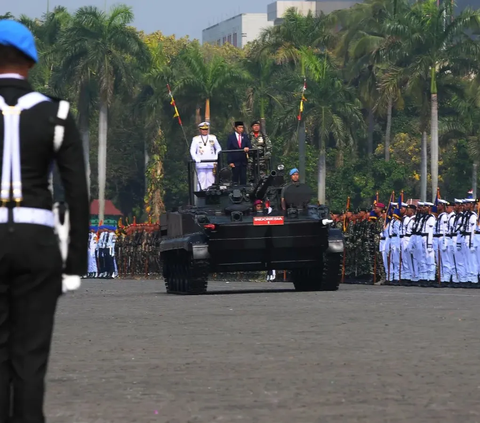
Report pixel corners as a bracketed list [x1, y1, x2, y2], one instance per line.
[320, 252, 342, 291]
[292, 268, 323, 292]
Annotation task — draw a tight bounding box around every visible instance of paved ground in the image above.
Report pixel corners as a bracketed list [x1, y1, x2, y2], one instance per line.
[46, 281, 480, 423]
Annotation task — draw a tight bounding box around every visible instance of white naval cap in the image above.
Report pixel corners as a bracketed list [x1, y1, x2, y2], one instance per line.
[417, 201, 425, 206]
[424, 201, 434, 207]
[437, 199, 449, 205]
[390, 202, 398, 206]
[463, 198, 475, 203]
[198, 121, 210, 129]
[454, 198, 464, 204]
[401, 202, 409, 207]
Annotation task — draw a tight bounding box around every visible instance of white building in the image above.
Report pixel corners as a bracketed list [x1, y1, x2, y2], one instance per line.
[267, 1, 317, 25]
[268, 1, 357, 25]
[202, 1, 358, 48]
[202, 14, 273, 48]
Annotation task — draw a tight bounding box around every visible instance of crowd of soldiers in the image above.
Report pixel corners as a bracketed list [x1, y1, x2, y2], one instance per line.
[335, 195, 480, 288]
[114, 224, 162, 278]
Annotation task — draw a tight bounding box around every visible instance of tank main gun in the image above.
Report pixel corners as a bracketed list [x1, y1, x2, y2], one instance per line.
[252, 170, 277, 201]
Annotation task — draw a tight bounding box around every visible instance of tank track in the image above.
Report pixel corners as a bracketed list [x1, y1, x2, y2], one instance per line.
[321, 252, 342, 291]
[162, 251, 209, 295]
[292, 252, 342, 292]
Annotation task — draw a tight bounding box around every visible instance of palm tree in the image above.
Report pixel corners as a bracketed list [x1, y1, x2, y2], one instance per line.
[175, 43, 248, 123]
[0, 12, 14, 20]
[59, 5, 149, 221]
[335, 0, 409, 159]
[382, 0, 480, 201]
[243, 53, 282, 133]
[302, 51, 364, 203]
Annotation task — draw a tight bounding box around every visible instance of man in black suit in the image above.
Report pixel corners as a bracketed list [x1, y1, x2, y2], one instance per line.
[227, 121, 251, 185]
[0, 20, 89, 422]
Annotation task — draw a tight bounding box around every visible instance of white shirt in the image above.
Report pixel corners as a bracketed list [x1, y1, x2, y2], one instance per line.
[190, 134, 222, 169]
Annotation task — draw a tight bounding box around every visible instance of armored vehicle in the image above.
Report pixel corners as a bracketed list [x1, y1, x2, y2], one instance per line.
[159, 150, 344, 294]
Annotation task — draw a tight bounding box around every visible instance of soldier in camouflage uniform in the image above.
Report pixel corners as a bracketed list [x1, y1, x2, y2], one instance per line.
[248, 121, 272, 177]
[343, 211, 356, 281]
[368, 203, 386, 284]
[355, 209, 372, 283]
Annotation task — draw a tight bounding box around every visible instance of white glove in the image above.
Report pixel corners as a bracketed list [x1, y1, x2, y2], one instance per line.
[427, 247, 433, 254]
[441, 243, 447, 252]
[470, 246, 476, 253]
[195, 158, 201, 163]
[62, 274, 81, 294]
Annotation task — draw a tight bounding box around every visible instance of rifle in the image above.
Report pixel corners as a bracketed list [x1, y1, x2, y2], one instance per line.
[341, 197, 350, 284]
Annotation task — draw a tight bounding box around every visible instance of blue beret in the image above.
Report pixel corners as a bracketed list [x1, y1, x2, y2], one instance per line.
[0, 20, 38, 62]
[289, 168, 299, 176]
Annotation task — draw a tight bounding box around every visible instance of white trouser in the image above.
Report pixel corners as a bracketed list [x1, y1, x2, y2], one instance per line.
[196, 166, 215, 190]
[437, 238, 451, 283]
[88, 252, 97, 273]
[388, 243, 400, 281]
[422, 237, 436, 281]
[409, 235, 424, 281]
[401, 236, 412, 280]
[454, 235, 467, 282]
[463, 236, 477, 282]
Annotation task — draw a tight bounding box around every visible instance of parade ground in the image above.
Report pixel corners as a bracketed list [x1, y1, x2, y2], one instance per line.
[46, 281, 480, 423]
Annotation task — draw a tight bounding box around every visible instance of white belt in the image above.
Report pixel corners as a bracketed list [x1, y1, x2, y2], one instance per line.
[0, 207, 55, 227]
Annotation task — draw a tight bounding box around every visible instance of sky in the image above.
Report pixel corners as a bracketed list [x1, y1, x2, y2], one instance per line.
[3, 0, 274, 41]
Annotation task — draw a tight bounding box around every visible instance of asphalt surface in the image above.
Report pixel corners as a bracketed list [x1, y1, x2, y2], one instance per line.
[46, 280, 480, 423]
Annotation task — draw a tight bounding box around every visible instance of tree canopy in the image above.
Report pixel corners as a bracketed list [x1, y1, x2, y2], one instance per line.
[5, 0, 480, 218]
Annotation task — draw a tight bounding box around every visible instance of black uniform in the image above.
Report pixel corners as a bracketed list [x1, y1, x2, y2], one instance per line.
[0, 77, 89, 422]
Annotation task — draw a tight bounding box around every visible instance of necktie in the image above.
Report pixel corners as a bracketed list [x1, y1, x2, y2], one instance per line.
[238, 133, 242, 148]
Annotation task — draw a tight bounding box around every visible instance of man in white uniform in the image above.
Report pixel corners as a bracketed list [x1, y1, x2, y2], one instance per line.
[190, 122, 222, 190]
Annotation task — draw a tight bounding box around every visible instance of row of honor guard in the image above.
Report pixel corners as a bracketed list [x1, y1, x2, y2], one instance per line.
[381, 197, 480, 287]
[190, 121, 272, 190]
[86, 229, 118, 278]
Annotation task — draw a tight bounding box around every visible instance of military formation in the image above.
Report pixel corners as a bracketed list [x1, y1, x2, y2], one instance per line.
[336, 194, 480, 288]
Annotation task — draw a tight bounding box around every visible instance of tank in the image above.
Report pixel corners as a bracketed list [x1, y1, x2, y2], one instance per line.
[159, 149, 344, 294]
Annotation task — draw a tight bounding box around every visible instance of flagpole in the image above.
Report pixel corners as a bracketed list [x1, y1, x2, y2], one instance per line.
[297, 76, 307, 184]
[166, 84, 203, 199]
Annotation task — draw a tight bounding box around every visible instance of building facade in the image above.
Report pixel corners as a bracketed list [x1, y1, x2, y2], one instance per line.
[267, 0, 357, 24]
[202, 14, 273, 48]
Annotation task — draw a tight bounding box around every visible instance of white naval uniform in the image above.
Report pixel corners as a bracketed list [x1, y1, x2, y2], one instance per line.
[435, 212, 449, 283]
[381, 221, 389, 278]
[422, 214, 436, 281]
[387, 217, 401, 281]
[88, 233, 98, 275]
[401, 215, 413, 280]
[446, 212, 458, 283]
[463, 211, 477, 283]
[454, 212, 467, 283]
[107, 232, 118, 276]
[190, 134, 222, 190]
[408, 214, 424, 281]
[475, 219, 480, 281]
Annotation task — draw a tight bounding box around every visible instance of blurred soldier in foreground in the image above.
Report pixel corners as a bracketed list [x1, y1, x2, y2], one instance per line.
[0, 20, 89, 422]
